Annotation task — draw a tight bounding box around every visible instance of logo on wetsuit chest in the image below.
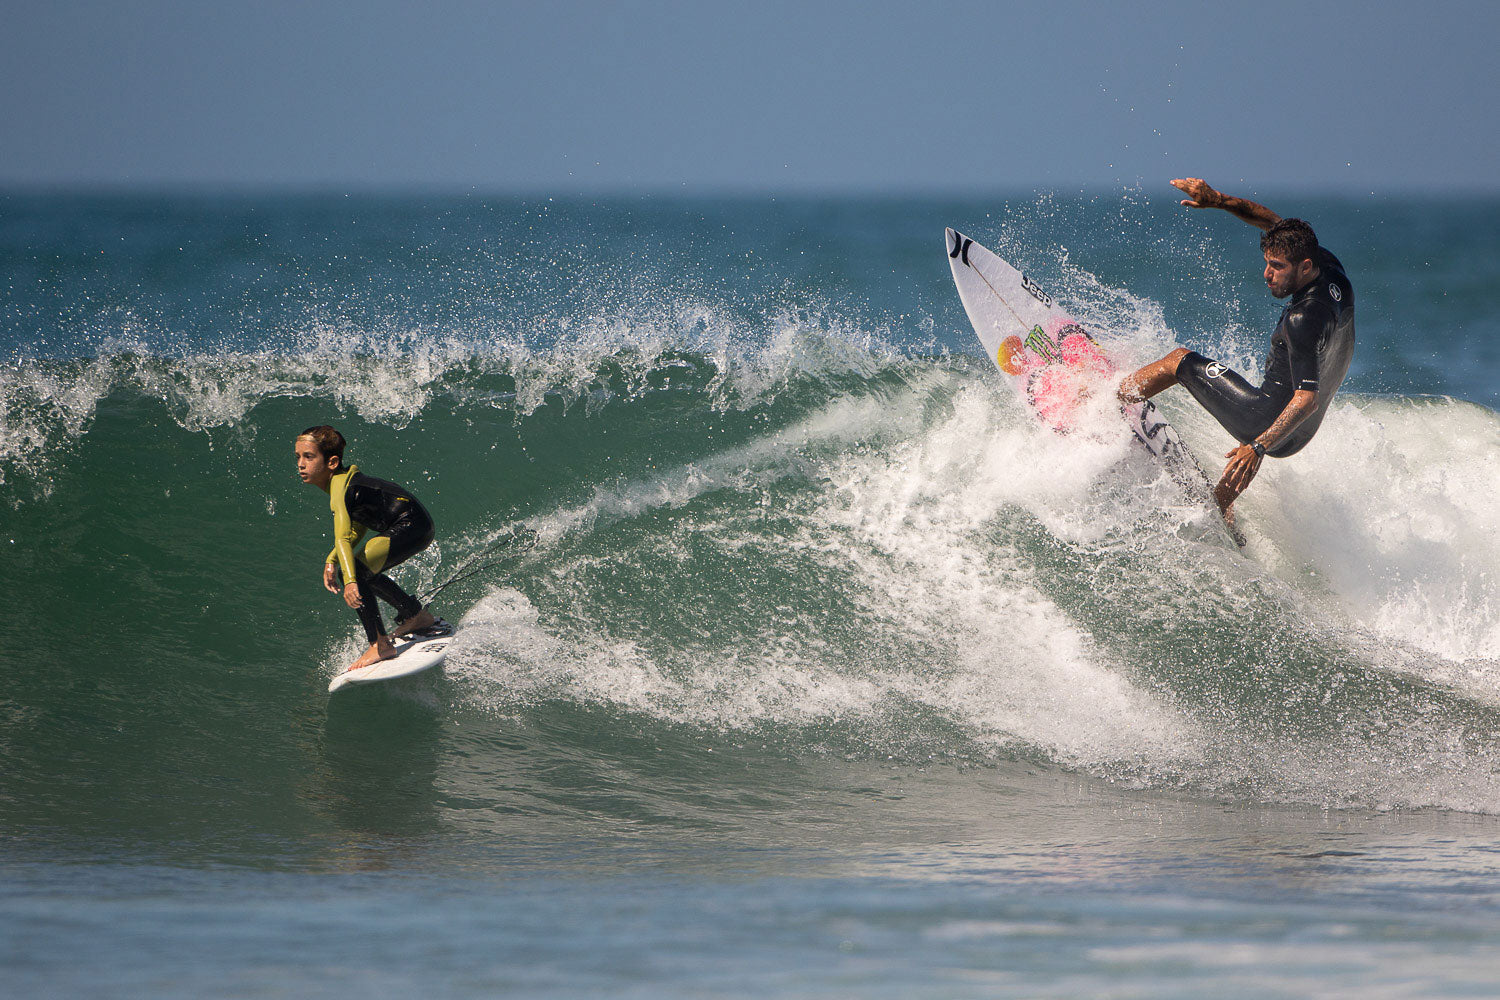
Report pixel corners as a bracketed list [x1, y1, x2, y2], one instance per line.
[1205, 361, 1228, 378]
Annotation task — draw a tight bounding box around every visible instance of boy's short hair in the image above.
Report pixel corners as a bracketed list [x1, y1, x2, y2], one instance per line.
[1260, 218, 1319, 264]
[298, 425, 346, 461]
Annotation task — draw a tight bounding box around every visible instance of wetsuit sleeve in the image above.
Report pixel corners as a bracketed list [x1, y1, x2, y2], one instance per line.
[327, 469, 367, 583]
[1282, 303, 1332, 393]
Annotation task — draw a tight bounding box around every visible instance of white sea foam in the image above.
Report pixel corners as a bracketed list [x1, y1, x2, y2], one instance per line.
[807, 378, 1211, 764]
[449, 369, 1208, 774]
[0, 289, 904, 492]
[440, 312, 1500, 813]
[1140, 388, 1500, 679]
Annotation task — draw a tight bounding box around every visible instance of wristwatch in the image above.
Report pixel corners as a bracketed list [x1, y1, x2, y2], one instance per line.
[1250, 441, 1266, 458]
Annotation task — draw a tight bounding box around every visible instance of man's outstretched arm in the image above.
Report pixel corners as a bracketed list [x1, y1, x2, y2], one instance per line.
[1171, 177, 1282, 231]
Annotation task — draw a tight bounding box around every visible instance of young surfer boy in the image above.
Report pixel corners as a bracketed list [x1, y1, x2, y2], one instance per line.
[295, 426, 441, 671]
[1118, 177, 1356, 514]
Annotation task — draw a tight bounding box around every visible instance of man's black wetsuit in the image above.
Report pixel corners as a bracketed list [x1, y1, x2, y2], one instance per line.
[325, 465, 435, 643]
[1176, 247, 1355, 457]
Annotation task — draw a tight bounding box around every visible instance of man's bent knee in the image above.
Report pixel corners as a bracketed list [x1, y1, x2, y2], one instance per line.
[1162, 347, 1192, 371]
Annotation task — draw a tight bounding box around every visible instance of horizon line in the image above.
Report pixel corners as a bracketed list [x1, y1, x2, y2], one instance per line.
[3, 179, 1493, 201]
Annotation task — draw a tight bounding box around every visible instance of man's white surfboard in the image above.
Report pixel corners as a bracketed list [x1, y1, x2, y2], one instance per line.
[945, 227, 1183, 458]
[945, 228, 1243, 544]
[327, 624, 455, 694]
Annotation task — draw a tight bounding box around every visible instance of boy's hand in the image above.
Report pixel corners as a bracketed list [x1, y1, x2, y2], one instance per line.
[324, 563, 339, 593]
[343, 582, 362, 609]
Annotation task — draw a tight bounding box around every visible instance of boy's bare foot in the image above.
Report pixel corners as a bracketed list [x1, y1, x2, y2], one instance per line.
[393, 608, 437, 638]
[348, 636, 398, 671]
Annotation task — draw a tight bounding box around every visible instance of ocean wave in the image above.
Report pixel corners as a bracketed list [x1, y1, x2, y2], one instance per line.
[0, 301, 919, 493]
[9, 300, 1500, 818]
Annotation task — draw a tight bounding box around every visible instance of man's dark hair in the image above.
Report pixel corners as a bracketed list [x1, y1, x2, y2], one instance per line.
[1260, 218, 1319, 264]
[298, 425, 346, 461]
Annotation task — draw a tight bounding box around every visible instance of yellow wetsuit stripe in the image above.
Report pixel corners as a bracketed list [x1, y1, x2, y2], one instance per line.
[327, 465, 368, 584]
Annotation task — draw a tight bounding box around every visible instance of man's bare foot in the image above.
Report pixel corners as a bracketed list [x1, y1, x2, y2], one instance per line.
[348, 637, 398, 671]
[393, 608, 437, 638]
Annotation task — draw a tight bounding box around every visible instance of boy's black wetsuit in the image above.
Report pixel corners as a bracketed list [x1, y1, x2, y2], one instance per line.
[325, 465, 435, 643]
[1175, 247, 1355, 457]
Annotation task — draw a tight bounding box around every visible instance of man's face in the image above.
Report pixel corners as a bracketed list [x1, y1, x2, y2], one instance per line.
[1263, 251, 1315, 299]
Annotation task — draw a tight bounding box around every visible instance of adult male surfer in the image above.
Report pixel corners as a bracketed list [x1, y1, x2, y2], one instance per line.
[295, 426, 441, 671]
[1117, 178, 1355, 515]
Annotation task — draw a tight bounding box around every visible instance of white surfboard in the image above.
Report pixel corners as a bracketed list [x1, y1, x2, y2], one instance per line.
[327, 622, 455, 694]
[946, 227, 1185, 458]
[945, 228, 1243, 544]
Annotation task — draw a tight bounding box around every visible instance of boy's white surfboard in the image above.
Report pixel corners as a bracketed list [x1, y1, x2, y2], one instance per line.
[945, 228, 1243, 545]
[327, 625, 455, 694]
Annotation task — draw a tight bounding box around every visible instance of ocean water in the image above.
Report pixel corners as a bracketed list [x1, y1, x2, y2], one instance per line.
[3, 190, 1500, 997]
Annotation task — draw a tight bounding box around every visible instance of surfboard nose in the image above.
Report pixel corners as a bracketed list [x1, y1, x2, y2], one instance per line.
[947, 228, 971, 263]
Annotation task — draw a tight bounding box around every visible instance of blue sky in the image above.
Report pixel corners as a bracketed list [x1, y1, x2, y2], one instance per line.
[4, 0, 1497, 193]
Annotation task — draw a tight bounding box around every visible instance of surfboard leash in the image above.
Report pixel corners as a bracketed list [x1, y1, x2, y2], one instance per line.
[418, 526, 540, 603]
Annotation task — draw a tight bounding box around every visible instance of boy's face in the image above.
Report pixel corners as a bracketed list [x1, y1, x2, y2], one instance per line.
[295, 437, 340, 491]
